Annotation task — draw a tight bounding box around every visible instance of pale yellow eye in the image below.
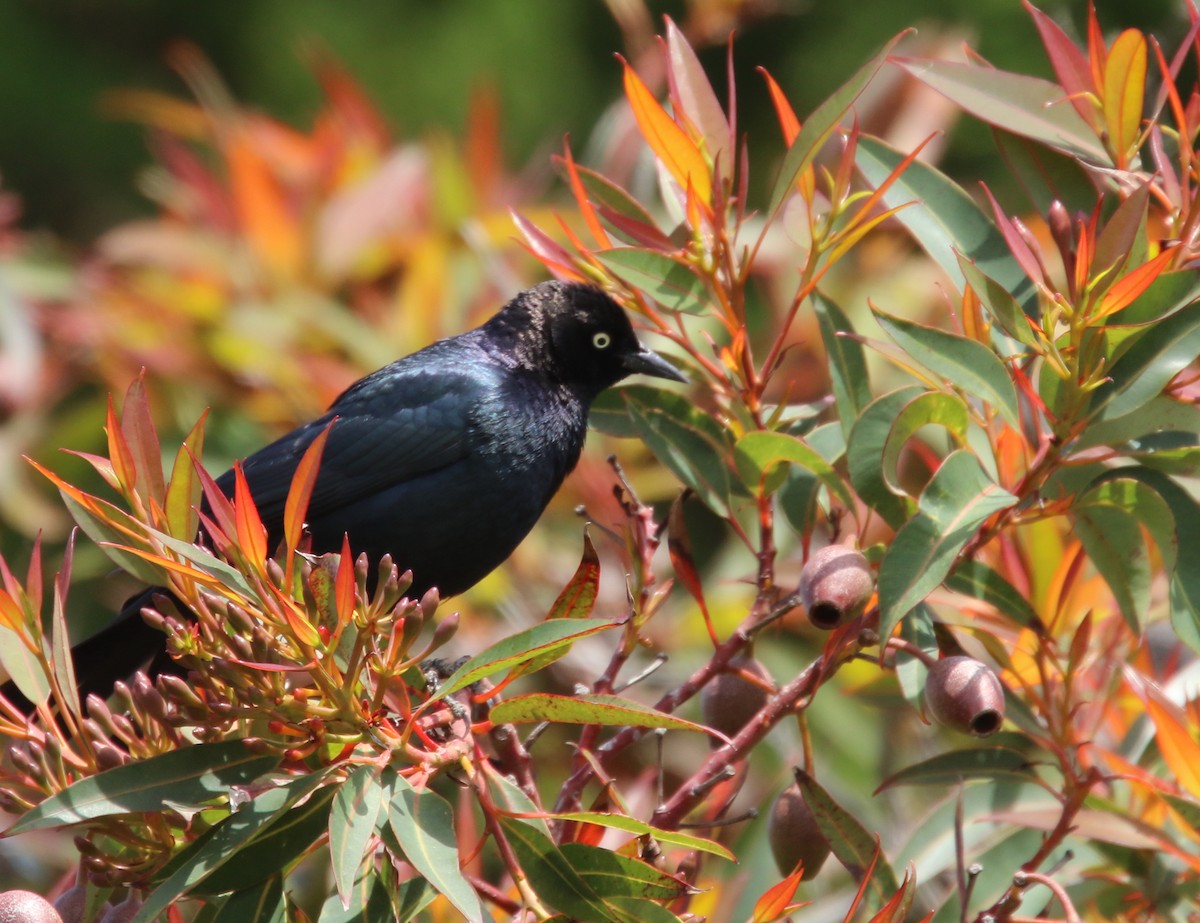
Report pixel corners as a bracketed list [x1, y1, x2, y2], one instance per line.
[592, 331, 612, 349]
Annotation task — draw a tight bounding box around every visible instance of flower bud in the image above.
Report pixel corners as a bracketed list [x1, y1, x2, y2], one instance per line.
[767, 782, 831, 880]
[923, 655, 1005, 737]
[700, 657, 772, 747]
[52, 885, 87, 923]
[799, 545, 874, 629]
[0, 890, 62, 923]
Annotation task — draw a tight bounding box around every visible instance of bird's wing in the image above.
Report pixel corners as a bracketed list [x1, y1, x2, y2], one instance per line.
[218, 362, 491, 532]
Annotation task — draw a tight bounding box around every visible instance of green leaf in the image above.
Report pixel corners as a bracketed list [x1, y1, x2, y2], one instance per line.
[209, 875, 284, 923]
[956, 254, 1039, 348]
[813, 293, 872, 436]
[767, 34, 904, 216]
[499, 817, 627, 923]
[877, 451, 1017, 641]
[135, 774, 329, 919]
[547, 532, 600, 620]
[598, 249, 708, 314]
[490, 693, 709, 735]
[856, 134, 1038, 317]
[317, 871, 393, 923]
[560, 843, 689, 901]
[734, 430, 853, 509]
[945, 560, 1042, 629]
[0, 614, 49, 709]
[604, 898, 684, 923]
[873, 307, 1020, 428]
[895, 59, 1109, 162]
[1074, 395, 1200, 451]
[329, 765, 386, 908]
[624, 389, 740, 516]
[388, 774, 483, 923]
[60, 492, 165, 585]
[879, 391, 970, 501]
[7, 740, 280, 834]
[429, 618, 618, 702]
[1089, 303, 1200, 421]
[196, 784, 338, 895]
[876, 746, 1036, 792]
[794, 770, 900, 902]
[846, 386, 925, 528]
[895, 604, 937, 712]
[545, 812, 733, 861]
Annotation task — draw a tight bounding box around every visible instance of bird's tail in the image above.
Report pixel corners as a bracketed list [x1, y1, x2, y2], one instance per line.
[0, 587, 181, 716]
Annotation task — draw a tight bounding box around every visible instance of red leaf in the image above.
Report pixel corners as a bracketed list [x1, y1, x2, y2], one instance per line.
[547, 531, 600, 620]
[335, 532, 356, 627]
[751, 867, 806, 923]
[233, 464, 268, 566]
[510, 209, 585, 280]
[284, 419, 336, 559]
[1025, 1, 1099, 130]
[667, 495, 716, 647]
[562, 143, 610, 249]
[759, 67, 801, 145]
[191, 450, 237, 548]
[106, 395, 137, 498]
[121, 373, 166, 506]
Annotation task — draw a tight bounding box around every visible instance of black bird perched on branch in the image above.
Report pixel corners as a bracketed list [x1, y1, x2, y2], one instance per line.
[13, 281, 684, 708]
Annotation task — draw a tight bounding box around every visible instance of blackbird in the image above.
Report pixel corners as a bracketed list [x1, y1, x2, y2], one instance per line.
[10, 281, 683, 707]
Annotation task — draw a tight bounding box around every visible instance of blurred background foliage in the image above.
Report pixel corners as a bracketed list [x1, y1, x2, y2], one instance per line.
[0, 0, 1196, 911]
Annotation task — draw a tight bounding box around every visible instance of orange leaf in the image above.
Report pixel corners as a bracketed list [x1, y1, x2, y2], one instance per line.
[1093, 246, 1174, 320]
[335, 533, 356, 627]
[224, 129, 304, 278]
[751, 867, 806, 923]
[562, 143, 610, 249]
[233, 464, 268, 567]
[1143, 692, 1200, 798]
[1087, 3, 1107, 99]
[284, 420, 336, 560]
[106, 395, 137, 498]
[1103, 29, 1147, 166]
[621, 58, 712, 204]
[164, 410, 209, 540]
[759, 68, 801, 145]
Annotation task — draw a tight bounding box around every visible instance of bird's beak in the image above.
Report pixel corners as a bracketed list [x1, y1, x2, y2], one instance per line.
[624, 344, 687, 383]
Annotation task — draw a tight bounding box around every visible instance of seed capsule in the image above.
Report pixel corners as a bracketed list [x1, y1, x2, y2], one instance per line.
[767, 782, 831, 880]
[700, 657, 772, 747]
[924, 655, 1006, 737]
[799, 545, 874, 629]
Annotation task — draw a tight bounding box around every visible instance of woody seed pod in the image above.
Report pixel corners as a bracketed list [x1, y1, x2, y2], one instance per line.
[799, 545, 874, 629]
[700, 656, 772, 746]
[767, 782, 831, 880]
[924, 655, 1005, 737]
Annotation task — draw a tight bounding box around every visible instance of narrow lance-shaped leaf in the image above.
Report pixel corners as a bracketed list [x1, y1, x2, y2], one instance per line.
[544, 812, 733, 861]
[284, 418, 336, 560]
[814, 293, 872, 436]
[873, 307, 1020, 429]
[877, 450, 1017, 641]
[1089, 301, 1200, 420]
[329, 764, 386, 909]
[50, 529, 80, 717]
[490, 693, 712, 736]
[497, 817, 621, 923]
[120, 373, 166, 507]
[879, 391, 970, 502]
[1103, 29, 1147, 166]
[767, 33, 905, 216]
[164, 409, 209, 540]
[233, 464, 268, 567]
[846, 386, 925, 529]
[598, 249, 709, 315]
[388, 774, 483, 923]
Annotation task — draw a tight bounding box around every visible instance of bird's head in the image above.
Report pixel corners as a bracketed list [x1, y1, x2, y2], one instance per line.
[501, 281, 685, 397]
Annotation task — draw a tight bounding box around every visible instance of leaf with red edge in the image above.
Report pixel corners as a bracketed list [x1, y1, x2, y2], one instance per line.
[561, 143, 610, 249]
[664, 18, 730, 176]
[1024, 1, 1098, 129]
[622, 56, 712, 204]
[121, 373, 166, 506]
[864, 863, 918, 923]
[284, 419, 335, 559]
[751, 867, 807, 923]
[1093, 246, 1175, 320]
[980, 184, 1045, 287]
[50, 530, 80, 717]
[164, 410, 208, 540]
[0, 586, 48, 707]
[489, 693, 710, 734]
[547, 532, 600, 620]
[667, 495, 715, 646]
[1104, 29, 1147, 165]
[192, 449, 238, 545]
[106, 395, 137, 498]
[232, 465, 268, 566]
[511, 209, 585, 280]
[335, 533, 356, 627]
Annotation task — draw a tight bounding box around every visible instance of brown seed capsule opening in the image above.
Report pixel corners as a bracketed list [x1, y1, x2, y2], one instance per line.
[799, 545, 874, 630]
[924, 655, 1006, 738]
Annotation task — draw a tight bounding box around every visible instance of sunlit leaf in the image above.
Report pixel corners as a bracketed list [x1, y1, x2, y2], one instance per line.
[751, 867, 805, 923]
[0, 589, 48, 707]
[544, 812, 733, 861]
[846, 386, 925, 529]
[164, 411, 209, 540]
[1026, 1, 1098, 129]
[664, 18, 729, 174]
[7, 740, 280, 834]
[561, 842, 689, 901]
[813, 294, 872, 436]
[499, 818, 623, 923]
[329, 765, 386, 908]
[120, 374, 166, 507]
[1089, 301, 1200, 420]
[877, 451, 1017, 641]
[598, 249, 709, 315]
[767, 34, 903, 216]
[856, 135, 1038, 320]
[956, 254, 1039, 348]
[879, 391, 970, 501]
[1103, 30, 1147, 165]
[490, 693, 709, 736]
[945, 560, 1041, 629]
[388, 774, 483, 923]
[284, 420, 335, 560]
[735, 430, 853, 509]
[622, 58, 712, 204]
[896, 58, 1108, 162]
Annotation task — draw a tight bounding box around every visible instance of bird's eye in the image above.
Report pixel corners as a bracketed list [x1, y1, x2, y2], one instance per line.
[592, 331, 612, 350]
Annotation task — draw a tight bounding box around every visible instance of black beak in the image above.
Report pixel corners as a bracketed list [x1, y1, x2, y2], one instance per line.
[623, 344, 687, 382]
